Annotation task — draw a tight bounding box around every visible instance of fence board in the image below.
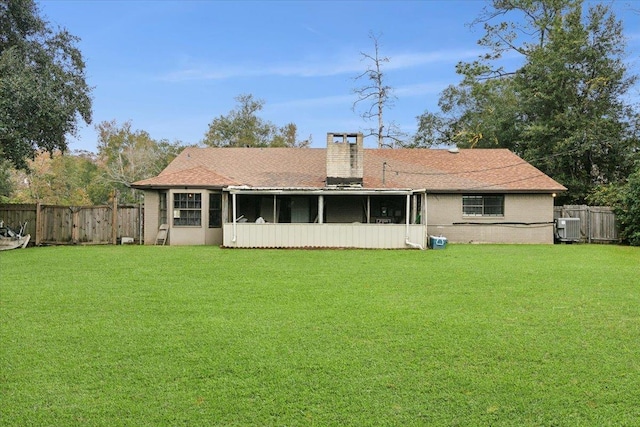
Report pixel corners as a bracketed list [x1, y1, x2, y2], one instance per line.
[553, 205, 618, 243]
[0, 203, 143, 246]
[0, 204, 37, 237]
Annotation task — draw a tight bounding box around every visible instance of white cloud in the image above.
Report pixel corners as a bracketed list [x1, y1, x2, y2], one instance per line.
[159, 48, 483, 82]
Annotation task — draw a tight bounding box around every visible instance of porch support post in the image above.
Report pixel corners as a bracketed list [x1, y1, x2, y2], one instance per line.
[232, 192, 237, 243]
[221, 192, 228, 224]
[423, 192, 427, 227]
[412, 194, 418, 224]
[366, 196, 371, 223]
[273, 195, 277, 224]
[318, 195, 324, 224]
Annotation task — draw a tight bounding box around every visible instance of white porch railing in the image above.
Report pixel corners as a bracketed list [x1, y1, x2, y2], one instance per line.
[223, 223, 426, 249]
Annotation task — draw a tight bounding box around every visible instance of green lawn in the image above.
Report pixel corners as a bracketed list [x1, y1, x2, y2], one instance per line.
[1, 244, 639, 426]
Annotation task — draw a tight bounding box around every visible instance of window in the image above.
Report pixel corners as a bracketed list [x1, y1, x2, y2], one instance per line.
[159, 192, 168, 225]
[209, 193, 222, 228]
[173, 192, 201, 226]
[463, 195, 504, 217]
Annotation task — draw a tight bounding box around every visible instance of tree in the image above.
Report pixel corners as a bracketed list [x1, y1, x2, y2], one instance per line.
[414, 0, 639, 204]
[352, 32, 405, 148]
[11, 150, 104, 205]
[0, 0, 92, 170]
[97, 120, 184, 203]
[202, 94, 309, 148]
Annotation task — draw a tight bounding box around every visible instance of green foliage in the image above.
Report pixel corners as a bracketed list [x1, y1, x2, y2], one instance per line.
[415, 0, 639, 204]
[586, 167, 640, 246]
[0, 148, 13, 201]
[1, 245, 639, 425]
[202, 94, 309, 147]
[0, 0, 92, 170]
[616, 170, 640, 246]
[586, 182, 623, 207]
[97, 120, 185, 203]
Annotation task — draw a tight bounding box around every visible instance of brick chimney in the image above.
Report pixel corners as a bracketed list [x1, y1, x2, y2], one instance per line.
[326, 132, 363, 186]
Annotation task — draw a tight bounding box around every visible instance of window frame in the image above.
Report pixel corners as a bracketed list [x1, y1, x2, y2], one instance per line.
[173, 192, 202, 226]
[159, 192, 168, 225]
[462, 194, 505, 217]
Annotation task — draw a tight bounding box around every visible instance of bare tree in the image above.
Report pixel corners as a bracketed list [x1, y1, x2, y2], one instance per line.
[352, 32, 406, 148]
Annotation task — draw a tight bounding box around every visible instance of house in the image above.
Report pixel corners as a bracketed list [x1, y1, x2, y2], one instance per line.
[131, 132, 566, 248]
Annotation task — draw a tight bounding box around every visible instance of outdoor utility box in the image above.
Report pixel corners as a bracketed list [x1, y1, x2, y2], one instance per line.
[429, 235, 448, 250]
[556, 217, 580, 242]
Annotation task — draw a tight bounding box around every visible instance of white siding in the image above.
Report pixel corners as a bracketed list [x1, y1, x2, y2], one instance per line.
[223, 223, 426, 249]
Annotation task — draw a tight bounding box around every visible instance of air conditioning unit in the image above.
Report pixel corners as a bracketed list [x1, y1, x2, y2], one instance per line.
[556, 217, 580, 242]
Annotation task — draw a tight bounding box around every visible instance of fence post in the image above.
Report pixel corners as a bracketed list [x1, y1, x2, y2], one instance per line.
[35, 202, 42, 246]
[112, 192, 118, 245]
[71, 208, 78, 243]
[587, 206, 592, 244]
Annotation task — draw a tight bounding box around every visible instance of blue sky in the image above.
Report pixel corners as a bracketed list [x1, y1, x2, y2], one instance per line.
[38, 0, 639, 152]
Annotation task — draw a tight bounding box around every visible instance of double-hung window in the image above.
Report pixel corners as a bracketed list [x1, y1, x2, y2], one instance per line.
[173, 193, 202, 226]
[462, 195, 504, 217]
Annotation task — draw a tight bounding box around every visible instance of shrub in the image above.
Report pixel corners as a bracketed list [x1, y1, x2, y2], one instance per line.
[616, 170, 640, 246]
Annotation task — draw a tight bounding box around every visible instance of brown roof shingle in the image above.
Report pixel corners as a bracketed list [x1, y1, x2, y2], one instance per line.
[132, 147, 566, 193]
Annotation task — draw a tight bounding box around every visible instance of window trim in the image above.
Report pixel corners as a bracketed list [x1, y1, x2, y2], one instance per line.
[462, 194, 505, 217]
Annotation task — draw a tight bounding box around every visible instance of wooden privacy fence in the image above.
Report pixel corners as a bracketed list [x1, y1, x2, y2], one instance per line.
[554, 205, 618, 243]
[0, 202, 143, 246]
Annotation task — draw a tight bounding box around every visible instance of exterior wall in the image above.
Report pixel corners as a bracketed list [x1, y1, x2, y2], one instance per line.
[168, 189, 226, 246]
[426, 193, 555, 244]
[223, 223, 426, 249]
[205, 228, 223, 246]
[168, 187, 203, 246]
[143, 189, 224, 246]
[143, 191, 160, 245]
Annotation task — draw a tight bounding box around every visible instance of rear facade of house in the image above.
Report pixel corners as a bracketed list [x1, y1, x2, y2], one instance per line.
[133, 133, 566, 248]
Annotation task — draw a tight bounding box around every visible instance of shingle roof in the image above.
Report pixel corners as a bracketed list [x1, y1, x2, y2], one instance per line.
[132, 147, 566, 193]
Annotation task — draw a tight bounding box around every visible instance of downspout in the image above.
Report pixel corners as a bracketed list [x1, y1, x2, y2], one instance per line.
[232, 192, 237, 243]
[405, 194, 424, 250]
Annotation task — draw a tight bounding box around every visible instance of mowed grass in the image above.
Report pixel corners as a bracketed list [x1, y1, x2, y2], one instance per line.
[1, 245, 639, 426]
